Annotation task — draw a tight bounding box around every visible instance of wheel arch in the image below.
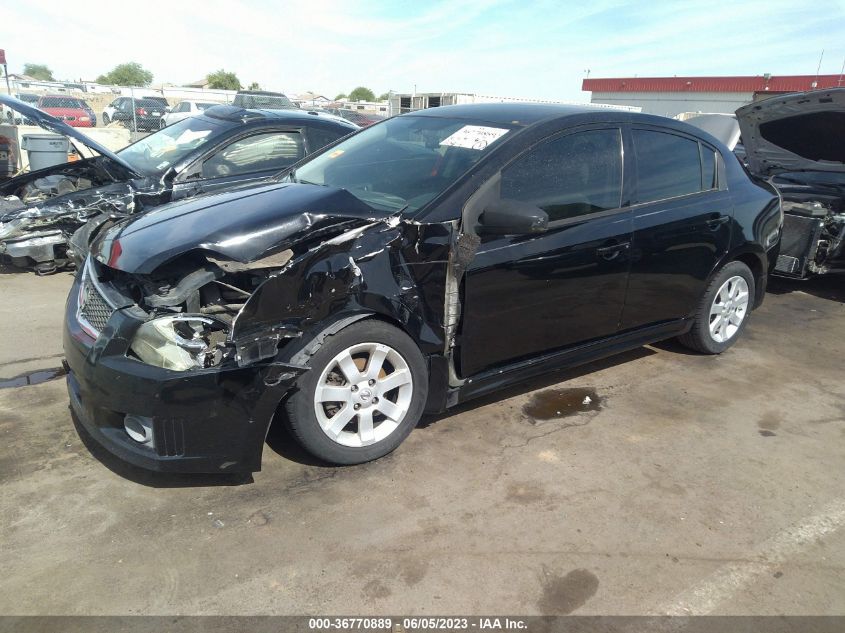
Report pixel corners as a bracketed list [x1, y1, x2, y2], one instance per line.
[727, 246, 767, 308]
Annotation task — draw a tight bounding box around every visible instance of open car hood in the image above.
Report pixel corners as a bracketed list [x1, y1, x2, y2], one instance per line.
[735, 88, 845, 177]
[0, 95, 140, 178]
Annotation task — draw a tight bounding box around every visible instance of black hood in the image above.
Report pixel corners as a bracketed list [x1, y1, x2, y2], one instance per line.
[91, 182, 387, 274]
[0, 94, 140, 178]
[735, 88, 845, 177]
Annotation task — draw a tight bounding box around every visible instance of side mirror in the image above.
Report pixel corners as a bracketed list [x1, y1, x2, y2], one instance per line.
[477, 199, 549, 235]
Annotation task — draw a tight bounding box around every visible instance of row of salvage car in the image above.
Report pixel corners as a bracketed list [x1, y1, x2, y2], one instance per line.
[0, 89, 843, 474]
[0, 96, 358, 273]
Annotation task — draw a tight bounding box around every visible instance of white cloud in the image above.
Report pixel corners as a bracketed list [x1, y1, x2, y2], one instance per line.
[3, 0, 845, 101]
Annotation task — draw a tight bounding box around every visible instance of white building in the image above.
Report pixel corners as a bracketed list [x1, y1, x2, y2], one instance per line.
[388, 91, 639, 115]
[581, 74, 845, 118]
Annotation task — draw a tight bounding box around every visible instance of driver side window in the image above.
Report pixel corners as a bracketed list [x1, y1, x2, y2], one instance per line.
[501, 128, 623, 222]
[201, 131, 304, 179]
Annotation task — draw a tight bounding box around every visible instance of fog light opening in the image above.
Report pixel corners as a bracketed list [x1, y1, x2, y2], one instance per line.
[124, 414, 154, 447]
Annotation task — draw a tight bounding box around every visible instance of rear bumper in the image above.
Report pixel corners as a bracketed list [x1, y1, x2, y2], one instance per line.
[63, 273, 305, 474]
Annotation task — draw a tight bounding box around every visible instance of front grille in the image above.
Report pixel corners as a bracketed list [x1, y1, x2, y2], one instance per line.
[79, 279, 114, 334]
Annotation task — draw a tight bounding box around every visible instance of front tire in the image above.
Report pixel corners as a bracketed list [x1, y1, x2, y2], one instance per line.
[678, 260, 755, 354]
[102, 113, 110, 125]
[283, 320, 428, 464]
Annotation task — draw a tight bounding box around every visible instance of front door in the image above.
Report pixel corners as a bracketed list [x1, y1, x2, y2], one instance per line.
[459, 126, 633, 377]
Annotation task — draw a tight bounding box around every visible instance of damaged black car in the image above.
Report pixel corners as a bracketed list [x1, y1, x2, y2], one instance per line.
[736, 88, 845, 278]
[63, 103, 781, 472]
[0, 95, 357, 273]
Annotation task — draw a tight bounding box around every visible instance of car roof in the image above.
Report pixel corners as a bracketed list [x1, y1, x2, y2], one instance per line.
[201, 104, 357, 128]
[407, 102, 627, 126]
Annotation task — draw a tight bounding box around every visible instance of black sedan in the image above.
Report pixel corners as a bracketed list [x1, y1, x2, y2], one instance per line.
[0, 96, 358, 272]
[64, 103, 782, 472]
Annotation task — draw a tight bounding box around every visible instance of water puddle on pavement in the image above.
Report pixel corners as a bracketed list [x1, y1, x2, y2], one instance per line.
[0, 367, 67, 389]
[523, 387, 602, 421]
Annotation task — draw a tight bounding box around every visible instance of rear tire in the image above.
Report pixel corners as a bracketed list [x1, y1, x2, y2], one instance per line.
[283, 319, 428, 464]
[678, 260, 755, 354]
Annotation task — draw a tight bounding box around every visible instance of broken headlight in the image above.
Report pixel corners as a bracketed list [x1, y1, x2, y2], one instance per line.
[130, 315, 228, 371]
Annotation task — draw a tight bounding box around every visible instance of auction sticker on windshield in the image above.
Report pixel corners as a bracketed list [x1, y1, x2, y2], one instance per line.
[440, 125, 509, 150]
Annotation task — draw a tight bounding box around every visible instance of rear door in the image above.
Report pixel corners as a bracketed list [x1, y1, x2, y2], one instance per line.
[460, 125, 633, 377]
[620, 126, 732, 330]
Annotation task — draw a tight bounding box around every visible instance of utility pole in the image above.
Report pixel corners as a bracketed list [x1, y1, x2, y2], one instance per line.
[0, 50, 11, 96]
[811, 49, 824, 89]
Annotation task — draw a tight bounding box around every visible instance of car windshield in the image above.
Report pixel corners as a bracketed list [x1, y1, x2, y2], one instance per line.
[237, 94, 294, 109]
[291, 115, 515, 212]
[196, 102, 216, 110]
[116, 115, 230, 175]
[41, 97, 82, 108]
[137, 99, 165, 109]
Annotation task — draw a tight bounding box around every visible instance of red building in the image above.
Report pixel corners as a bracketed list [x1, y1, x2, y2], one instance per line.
[582, 74, 845, 117]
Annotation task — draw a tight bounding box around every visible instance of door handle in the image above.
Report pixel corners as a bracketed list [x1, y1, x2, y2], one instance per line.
[706, 215, 730, 230]
[596, 241, 631, 260]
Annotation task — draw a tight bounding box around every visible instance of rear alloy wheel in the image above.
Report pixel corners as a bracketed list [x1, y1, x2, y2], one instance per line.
[678, 260, 755, 354]
[283, 320, 428, 464]
[708, 276, 749, 343]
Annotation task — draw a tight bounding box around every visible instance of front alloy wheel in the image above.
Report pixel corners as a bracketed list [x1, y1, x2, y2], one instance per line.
[283, 319, 428, 464]
[313, 342, 413, 447]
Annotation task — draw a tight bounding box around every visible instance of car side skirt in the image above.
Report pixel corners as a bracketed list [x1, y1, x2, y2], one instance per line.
[447, 319, 689, 408]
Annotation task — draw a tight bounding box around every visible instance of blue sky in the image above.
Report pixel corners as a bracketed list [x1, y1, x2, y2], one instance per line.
[5, 0, 845, 100]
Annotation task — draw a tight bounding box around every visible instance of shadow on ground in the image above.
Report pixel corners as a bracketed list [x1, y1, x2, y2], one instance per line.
[767, 274, 845, 302]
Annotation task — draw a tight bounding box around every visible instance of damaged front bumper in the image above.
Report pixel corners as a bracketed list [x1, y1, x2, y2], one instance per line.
[63, 271, 306, 474]
[0, 230, 66, 263]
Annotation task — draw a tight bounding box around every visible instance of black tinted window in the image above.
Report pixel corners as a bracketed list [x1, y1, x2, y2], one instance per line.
[633, 130, 702, 202]
[307, 127, 347, 152]
[501, 128, 622, 221]
[701, 144, 716, 190]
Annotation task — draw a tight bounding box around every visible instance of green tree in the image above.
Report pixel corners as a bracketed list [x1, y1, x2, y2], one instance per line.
[348, 86, 375, 102]
[206, 69, 241, 90]
[248, 81, 261, 90]
[96, 62, 153, 86]
[23, 63, 54, 81]
[334, 93, 347, 101]
[377, 92, 390, 101]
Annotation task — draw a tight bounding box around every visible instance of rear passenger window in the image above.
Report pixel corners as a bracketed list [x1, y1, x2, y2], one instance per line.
[700, 144, 716, 190]
[633, 130, 702, 202]
[501, 128, 622, 222]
